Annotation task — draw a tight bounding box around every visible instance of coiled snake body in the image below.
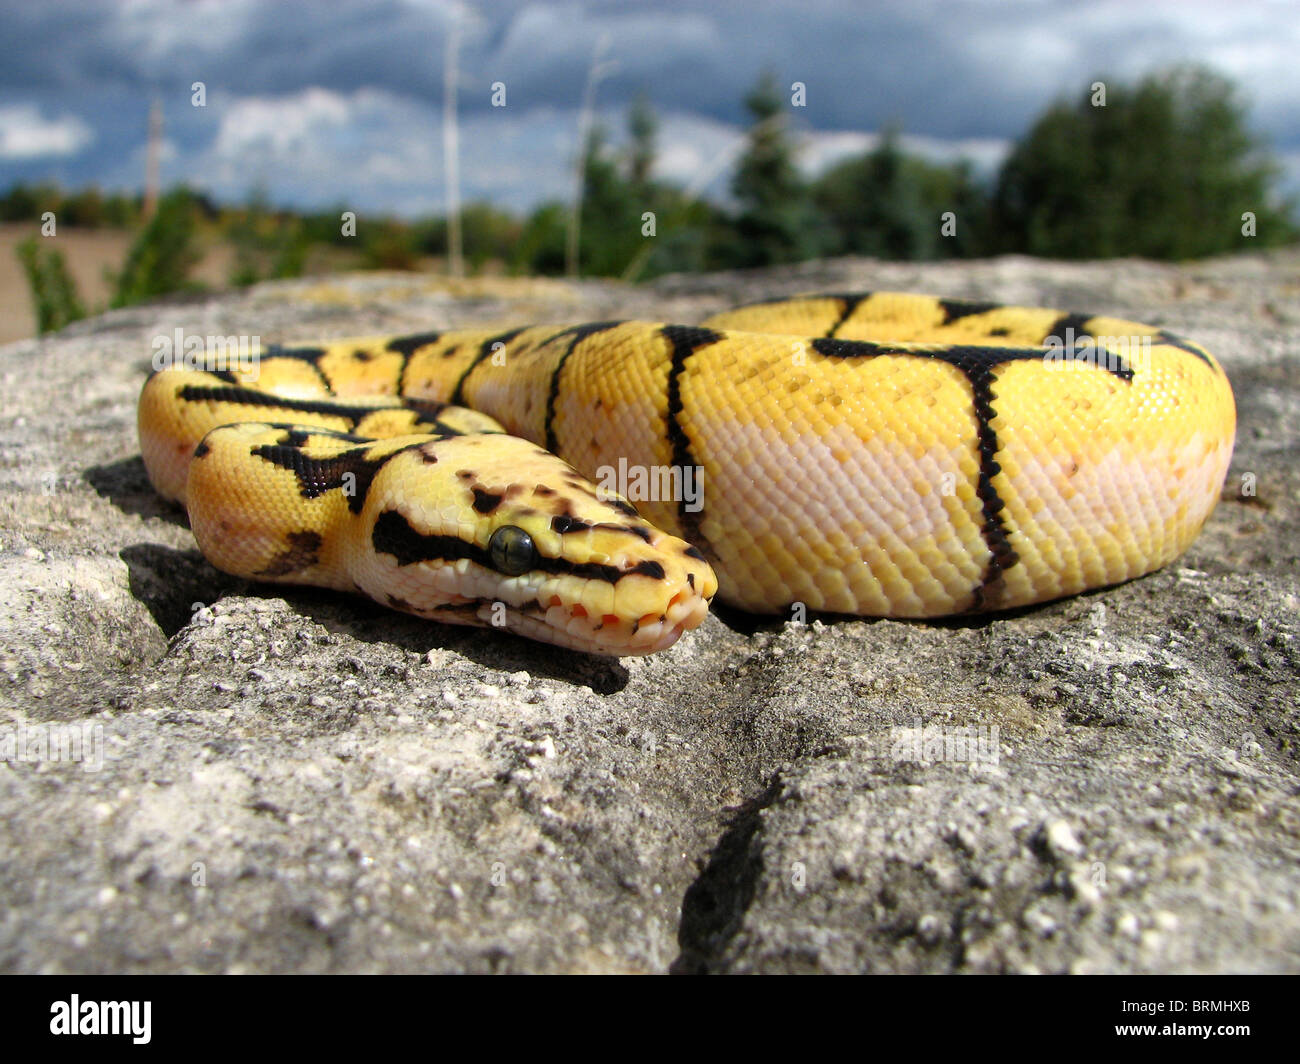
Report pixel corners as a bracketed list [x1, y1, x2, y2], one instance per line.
[138, 292, 1236, 655]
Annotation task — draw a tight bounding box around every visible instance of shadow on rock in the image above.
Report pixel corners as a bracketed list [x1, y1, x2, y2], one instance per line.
[85, 456, 189, 527]
[119, 542, 242, 638]
[118, 543, 630, 693]
[671, 778, 783, 974]
[287, 593, 631, 694]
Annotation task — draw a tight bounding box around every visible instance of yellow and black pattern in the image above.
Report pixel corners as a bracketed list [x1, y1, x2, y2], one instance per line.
[138, 291, 1236, 654]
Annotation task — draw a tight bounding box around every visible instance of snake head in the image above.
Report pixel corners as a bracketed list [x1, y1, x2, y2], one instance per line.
[186, 425, 717, 656]
[355, 434, 719, 655]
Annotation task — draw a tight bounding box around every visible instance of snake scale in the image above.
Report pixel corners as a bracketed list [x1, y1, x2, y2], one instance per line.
[138, 292, 1236, 655]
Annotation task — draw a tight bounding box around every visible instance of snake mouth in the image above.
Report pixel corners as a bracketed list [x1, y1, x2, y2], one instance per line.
[500, 586, 713, 656]
[385, 586, 712, 656]
[509, 585, 717, 650]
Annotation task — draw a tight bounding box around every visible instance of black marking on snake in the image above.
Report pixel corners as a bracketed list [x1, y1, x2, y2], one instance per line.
[373, 509, 667, 584]
[682, 544, 707, 562]
[472, 487, 504, 514]
[448, 327, 531, 405]
[739, 292, 872, 311]
[1155, 329, 1216, 370]
[1044, 316, 1143, 379]
[387, 331, 444, 358]
[390, 332, 444, 391]
[255, 530, 323, 577]
[827, 294, 872, 338]
[543, 322, 624, 453]
[1044, 313, 1096, 350]
[402, 396, 454, 418]
[663, 324, 722, 549]
[812, 336, 1135, 606]
[559, 474, 638, 517]
[177, 385, 442, 431]
[938, 299, 1002, 324]
[261, 344, 331, 387]
[251, 436, 419, 514]
[265, 344, 327, 362]
[550, 513, 653, 542]
[256, 423, 373, 448]
[193, 439, 212, 459]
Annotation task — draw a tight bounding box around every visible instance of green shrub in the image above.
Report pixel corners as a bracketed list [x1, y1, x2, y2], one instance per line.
[109, 187, 204, 308]
[16, 237, 87, 334]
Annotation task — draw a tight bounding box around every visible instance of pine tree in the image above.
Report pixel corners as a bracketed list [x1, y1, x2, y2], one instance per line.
[993, 65, 1296, 258]
[722, 71, 823, 267]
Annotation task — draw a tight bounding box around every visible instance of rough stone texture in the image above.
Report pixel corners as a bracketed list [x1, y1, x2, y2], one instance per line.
[0, 256, 1296, 973]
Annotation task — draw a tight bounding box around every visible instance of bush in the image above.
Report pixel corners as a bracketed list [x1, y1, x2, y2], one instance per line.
[361, 221, 421, 270]
[992, 65, 1297, 258]
[16, 237, 86, 334]
[225, 191, 309, 287]
[813, 130, 989, 259]
[109, 187, 204, 308]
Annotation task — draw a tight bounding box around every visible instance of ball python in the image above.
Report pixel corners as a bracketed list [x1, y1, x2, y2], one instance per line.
[138, 291, 1236, 656]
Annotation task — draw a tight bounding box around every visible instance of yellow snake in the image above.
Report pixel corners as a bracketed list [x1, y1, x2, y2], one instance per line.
[137, 292, 1236, 656]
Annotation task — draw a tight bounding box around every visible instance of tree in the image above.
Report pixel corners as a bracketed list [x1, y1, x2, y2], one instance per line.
[226, 187, 308, 287]
[575, 125, 643, 276]
[16, 237, 86, 333]
[110, 187, 204, 308]
[992, 65, 1296, 259]
[627, 93, 657, 191]
[512, 203, 568, 275]
[719, 71, 823, 267]
[813, 128, 989, 259]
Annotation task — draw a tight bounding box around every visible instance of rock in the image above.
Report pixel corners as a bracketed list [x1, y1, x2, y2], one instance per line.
[0, 255, 1297, 973]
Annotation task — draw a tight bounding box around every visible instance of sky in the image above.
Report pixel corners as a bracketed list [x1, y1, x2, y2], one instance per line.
[1, 0, 1297, 218]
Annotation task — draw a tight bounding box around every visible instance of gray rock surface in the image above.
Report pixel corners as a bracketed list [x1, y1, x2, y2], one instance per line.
[0, 255, 1296, 973]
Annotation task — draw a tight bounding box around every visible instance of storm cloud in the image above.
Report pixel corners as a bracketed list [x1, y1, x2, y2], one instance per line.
[2, 0, 1296, 214]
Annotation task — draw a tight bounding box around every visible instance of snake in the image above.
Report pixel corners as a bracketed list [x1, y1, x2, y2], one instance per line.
[137, 291, 1236, 656]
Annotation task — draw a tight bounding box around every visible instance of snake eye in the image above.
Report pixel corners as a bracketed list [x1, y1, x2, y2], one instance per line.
[488, 524, 537, 576]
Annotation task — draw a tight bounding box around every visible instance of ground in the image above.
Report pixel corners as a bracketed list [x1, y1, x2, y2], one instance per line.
[0, 254, 1297, 973]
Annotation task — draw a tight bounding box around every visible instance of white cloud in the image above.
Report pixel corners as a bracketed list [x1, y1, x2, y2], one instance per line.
[173, 87, 1016, 216]
[16, 1, 1296, 212]
[210, 87, 356, 159]
[192, 87, 442, 212]
[0, 104, 94, 159]
[797, 131, 1011, 177]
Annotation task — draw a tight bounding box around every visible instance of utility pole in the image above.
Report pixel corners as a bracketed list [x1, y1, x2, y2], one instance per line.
[566, 36, 615, 279]
[143, 97, 162, 221]
[443, 14, 463, 277]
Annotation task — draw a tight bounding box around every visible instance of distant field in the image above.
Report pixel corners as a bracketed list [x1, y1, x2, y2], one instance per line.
[0, 224, 416, 344]
[0, 223, 246, 343]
